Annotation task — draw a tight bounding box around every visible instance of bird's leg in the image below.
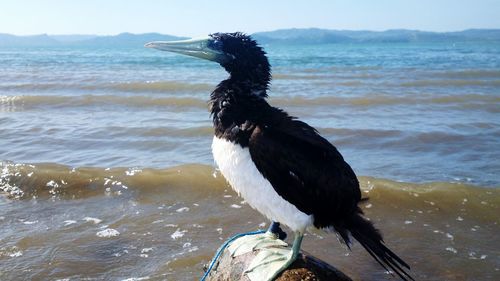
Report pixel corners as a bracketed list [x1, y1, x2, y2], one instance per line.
[247, 221, 287, 252]
[248, 221, 286, 251]
[267, 221, 287, 240]
[237, 221, 287, 253]
[245, 231, 304, 281]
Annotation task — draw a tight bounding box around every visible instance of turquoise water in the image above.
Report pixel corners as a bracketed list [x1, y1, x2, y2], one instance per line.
[1, 42, 499, 186]
[0, 42, 499, 280]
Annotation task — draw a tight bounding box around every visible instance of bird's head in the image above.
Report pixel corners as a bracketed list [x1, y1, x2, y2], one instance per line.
[146, 32, 271, 95]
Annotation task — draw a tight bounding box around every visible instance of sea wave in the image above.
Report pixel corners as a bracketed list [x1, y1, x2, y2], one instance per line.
[101, 126, 214, 138]
[0, 161, 227, 200]
[100, 81, 214, 92]
[271, 93, 500, 108]
[1, 160, 498, 281]
[0, 81, 214, 93]
[1, 160, 499, 281]
[0, 95, 206, 111]
[398, 79, 500, 87]
[434, 69, 500, 79]
[1, 161, 498, 217]
[2, 93, 498, 112]
[3, 72, 499, 95]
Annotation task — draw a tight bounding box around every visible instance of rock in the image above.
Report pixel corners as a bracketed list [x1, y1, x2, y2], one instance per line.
[203, 239, 352, 281]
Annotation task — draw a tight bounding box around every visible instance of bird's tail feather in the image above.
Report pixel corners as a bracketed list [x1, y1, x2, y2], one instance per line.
[343, 209, 414, 281]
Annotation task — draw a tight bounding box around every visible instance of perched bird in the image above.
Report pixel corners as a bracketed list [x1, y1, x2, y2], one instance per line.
[146, 32, 412, 281]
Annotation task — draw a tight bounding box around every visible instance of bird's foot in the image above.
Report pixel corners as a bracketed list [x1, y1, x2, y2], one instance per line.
[245, 247, 296, 281]
[227, 230, 303, 281]
[227, 231, 287, 257]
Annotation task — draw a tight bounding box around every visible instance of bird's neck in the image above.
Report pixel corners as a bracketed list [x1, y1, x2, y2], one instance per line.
[220, 72, 269, 98]
[209, 76, 271, 145]
[222, 57, 271, 97]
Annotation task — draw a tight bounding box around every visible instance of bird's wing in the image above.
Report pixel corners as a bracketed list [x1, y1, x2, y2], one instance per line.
[248, 117, 361, 228]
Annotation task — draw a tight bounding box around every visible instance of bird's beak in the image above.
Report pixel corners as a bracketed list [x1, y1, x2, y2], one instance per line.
[145, 37, 230, 63]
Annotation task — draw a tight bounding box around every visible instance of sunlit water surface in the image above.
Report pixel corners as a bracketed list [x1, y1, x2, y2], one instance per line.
[1, 42, 499, 280]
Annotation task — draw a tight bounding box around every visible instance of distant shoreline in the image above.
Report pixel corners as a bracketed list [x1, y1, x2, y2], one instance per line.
[1, 28, 500, 47]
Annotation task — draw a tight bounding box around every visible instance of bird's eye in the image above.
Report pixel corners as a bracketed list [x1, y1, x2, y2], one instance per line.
[208, 39, 223, 51]
[221, 100, 229, 107]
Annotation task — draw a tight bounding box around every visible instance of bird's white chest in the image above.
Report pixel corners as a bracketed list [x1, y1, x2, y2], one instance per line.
[211, 136, 312, 232]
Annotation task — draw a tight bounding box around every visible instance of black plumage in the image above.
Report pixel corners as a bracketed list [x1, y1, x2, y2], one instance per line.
[208, 33, 412, 280]
[147, 32, 413, 280]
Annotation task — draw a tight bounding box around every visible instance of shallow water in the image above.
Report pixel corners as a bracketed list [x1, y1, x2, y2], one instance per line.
[1, 43, 499, 186]
[0, 163, 498, 280]
[1, 42, 500, 280]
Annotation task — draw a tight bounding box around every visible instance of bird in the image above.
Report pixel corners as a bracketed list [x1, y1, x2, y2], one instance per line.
[145, 32, 413, 281]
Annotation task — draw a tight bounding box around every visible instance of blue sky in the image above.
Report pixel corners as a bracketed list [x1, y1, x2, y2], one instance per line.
[1, 0, 499, 36]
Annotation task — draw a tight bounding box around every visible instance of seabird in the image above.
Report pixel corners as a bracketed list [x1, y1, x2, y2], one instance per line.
[146, 32, 413, 281]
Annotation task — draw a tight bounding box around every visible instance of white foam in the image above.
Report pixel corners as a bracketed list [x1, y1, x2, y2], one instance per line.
[171, 229, 186, 240]
[96, 228, 120, 238]
[46, 180, 59, 188]
[176, 207, 190, 213]
[179, 243, 199, 253]
[83, 217, 102, 224]
[0, 95, 20, 103]
[188, 246, 199, 253]
[113, 249, 129, 257]
[9, 251, 23, 257]
[469, 251, 478, 259]
[141, 248, 153, 254]
[126, 168, 142, 176]
[122, 277, 150, 281]
[445, 247, 457, 254]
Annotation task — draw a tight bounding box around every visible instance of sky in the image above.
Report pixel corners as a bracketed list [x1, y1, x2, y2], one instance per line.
[1, 0, 499, 36]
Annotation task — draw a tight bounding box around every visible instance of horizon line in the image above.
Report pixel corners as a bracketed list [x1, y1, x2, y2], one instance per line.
[2, 27, 499, 37]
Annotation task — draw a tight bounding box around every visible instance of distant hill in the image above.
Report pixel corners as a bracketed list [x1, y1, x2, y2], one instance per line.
[0, 29, 499, 47]
[253, 28, 354, 44]
[50, 34, 98, 43]
[76, 33, 187, 47]
[0, 33, 59, 46]
[0, 33, 186, 47]
[252, 28, 500, 44]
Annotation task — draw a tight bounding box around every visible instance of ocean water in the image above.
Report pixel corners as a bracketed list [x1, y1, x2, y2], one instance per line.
[0, 42, 499, 280]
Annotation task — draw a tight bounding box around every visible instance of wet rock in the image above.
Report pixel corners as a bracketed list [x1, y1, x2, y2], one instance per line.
[203, 245, 352, 281]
